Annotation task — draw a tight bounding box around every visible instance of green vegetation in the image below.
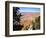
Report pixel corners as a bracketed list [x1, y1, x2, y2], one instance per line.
[32, 16, 40, 30]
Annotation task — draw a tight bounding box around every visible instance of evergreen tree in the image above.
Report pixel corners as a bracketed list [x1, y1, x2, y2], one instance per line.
[13, 7, 23, 31]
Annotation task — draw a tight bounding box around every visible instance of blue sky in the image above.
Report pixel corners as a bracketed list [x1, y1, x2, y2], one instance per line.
[19, 7, 40, 14]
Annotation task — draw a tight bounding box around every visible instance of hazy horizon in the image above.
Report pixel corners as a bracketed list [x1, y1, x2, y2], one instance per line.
[18, 7, 40, 15]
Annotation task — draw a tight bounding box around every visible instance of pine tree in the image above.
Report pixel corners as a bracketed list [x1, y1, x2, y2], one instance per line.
[13, 7, 23, 31]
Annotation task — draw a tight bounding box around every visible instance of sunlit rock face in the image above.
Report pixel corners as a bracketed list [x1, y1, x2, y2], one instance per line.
[20, 13, 40, 30]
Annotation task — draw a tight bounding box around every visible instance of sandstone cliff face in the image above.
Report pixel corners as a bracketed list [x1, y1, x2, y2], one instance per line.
[20, 13, 40, 30]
